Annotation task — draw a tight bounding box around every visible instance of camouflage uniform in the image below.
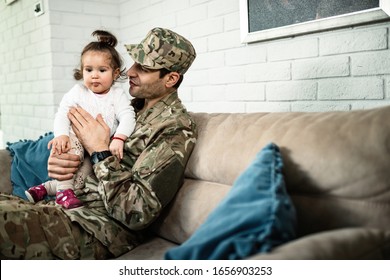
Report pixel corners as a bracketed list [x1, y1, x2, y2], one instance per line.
[0, 27, 197, 259]
[0, 91, 197, 259]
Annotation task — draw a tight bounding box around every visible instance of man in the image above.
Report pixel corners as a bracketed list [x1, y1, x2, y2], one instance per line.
[0, 27, 197, 259]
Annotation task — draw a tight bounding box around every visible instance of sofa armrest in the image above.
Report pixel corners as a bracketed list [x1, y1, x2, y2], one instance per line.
[0, 149, 13, 194]
[249, 228, 390, 260]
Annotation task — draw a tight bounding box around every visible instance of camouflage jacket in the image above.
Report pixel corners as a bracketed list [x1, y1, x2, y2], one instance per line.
[63, 91, 197, 257]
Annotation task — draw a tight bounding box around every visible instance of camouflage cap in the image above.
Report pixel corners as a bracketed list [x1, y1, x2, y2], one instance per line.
[124, 27, 196, 75]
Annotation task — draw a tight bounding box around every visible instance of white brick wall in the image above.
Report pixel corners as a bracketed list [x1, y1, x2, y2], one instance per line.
[0, 130, 3, 149]
[1, 0, 390, 146]
[119, 0, 390, 114]
[0, 0, 119, 145]
[0, 0, 53, 145]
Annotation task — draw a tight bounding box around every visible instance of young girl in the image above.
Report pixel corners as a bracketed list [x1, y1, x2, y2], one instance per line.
[25, 30, 135, 209]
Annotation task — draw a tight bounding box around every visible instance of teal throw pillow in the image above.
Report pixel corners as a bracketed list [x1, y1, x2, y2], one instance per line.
[164, 142, 297, 260]
[6, 132, 53, 200]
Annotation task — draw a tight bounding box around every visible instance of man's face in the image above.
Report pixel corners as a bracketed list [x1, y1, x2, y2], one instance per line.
[127, 63, 167, 101]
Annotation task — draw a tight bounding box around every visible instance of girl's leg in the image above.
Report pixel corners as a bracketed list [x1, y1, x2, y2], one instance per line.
[73, 156, 93, 191]
[25, 134, 86, 208]
[25, 133, 83, 201]
[49, 133, 84, 209]
[54, 132, 84, 192]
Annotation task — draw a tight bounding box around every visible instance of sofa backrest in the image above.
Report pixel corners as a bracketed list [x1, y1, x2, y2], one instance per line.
[0, 149, 12, 194]
[166, 106, 390, 239]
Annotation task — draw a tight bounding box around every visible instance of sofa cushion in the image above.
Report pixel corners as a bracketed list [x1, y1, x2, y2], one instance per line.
[249, 228, 390, 260]
[6, 133, 53, 199]
[152, 179, 231, 244]
[116, 237, 175, 260]
[186, 107, 390, 235]
[0, 149, 13, 194]
[165, 143, 297, 260]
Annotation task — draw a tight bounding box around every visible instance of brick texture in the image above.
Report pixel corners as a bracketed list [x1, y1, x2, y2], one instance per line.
[1, 0, 390, 145]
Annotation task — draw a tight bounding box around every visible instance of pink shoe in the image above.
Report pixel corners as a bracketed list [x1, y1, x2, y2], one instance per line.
[25, 184, 48, 202]
[56, 189, 83, 209]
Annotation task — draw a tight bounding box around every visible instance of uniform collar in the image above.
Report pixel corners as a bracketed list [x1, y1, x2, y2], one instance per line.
[136, 91, 180, 123]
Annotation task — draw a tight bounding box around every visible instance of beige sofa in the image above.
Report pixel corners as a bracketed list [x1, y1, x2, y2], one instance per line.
[1, 106, 390, 259]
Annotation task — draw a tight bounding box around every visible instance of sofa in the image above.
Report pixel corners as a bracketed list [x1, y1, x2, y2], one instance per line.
[1, 106, 390, 259]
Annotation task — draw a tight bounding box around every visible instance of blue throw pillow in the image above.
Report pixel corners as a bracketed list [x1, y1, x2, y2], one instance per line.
[164, 142, 297, 260]
[6, 132, 53, 200]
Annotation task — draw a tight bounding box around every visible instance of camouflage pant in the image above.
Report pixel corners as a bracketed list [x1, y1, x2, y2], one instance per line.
[0, 193, 112, 260]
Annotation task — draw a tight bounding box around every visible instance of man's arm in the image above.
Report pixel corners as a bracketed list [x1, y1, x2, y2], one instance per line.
[47, 106, 108, 180]
[62, 105, 165, 229]
[52, 105, 196, 231]
[94, 125, 194, 231]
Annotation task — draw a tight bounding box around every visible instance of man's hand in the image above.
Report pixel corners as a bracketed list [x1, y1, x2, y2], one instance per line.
[48, 152, 80, 181]
[68, 106, 111, 154]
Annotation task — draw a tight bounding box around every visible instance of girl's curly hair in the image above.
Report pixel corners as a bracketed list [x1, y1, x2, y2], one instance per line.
[73, 30, 127, 82]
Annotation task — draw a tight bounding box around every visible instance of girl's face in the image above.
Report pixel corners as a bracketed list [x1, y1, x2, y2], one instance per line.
[82, 51, 120, 94]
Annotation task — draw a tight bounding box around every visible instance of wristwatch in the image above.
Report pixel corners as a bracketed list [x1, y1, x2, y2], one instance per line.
[90, 150, 112, 165]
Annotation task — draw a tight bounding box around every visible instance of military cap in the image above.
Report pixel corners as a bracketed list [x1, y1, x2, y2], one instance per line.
[125, 27, 196, 75]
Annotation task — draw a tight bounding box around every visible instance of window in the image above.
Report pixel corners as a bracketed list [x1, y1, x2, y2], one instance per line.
[240, 0, 390, 43]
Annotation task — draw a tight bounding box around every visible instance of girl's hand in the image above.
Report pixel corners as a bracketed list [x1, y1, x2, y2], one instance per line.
[109, 139, 125, 160]
[48, 135, 71, 155]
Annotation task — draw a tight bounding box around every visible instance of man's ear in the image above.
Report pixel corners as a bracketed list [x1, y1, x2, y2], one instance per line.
[165, 72, 180, 88]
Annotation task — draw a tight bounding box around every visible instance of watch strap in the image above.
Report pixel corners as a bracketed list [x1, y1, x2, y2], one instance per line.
[90, 150, 112, 165]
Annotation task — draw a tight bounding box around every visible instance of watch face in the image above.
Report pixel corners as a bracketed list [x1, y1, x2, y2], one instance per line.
[90, 153, 100, 165]
[90, 151, 112, 164]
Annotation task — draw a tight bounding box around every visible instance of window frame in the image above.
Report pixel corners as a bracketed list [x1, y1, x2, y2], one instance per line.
[240, 0, 390, 44]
